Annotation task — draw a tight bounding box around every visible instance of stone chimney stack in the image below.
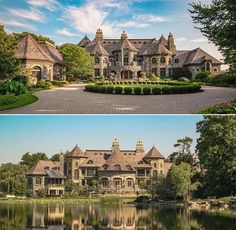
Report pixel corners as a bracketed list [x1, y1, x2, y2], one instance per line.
[136, 140, 144, 153]
[167, 32, 176, 53]
[112, 138, 120, 151]
[59, 150, 64, 174]
[95, 28, 103, 41]
[121, 31, 128, 39]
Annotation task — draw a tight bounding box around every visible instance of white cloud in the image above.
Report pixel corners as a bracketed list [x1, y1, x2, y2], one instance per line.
[56, 28, 82, 37]
[176, 37, 188, 42]
[136, 14, 167, 22]
[26, 0, 60, 11]
[116, 21, 150, 28]
[8, 7, 46, 22]
[1, 20, 36, 31]
[190, 38, 208, 43]
[63, 4, 118, 37]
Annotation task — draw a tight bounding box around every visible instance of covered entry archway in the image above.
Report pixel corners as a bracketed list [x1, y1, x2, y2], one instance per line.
[121, 70, 133, 79]
[32, 66, 42, 81]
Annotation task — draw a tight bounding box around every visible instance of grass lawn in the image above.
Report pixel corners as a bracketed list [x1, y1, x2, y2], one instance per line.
[0, 93, 38, 111]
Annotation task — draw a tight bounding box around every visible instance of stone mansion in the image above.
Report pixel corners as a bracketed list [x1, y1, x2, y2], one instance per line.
[26, 139, 172, 196]
[16, 29, 222, 82]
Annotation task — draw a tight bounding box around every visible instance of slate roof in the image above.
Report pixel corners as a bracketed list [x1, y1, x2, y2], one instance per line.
[86, 41, 109, 56]
[44, 169, 66, 178]
[144, 146, 165, 159]
[16, 34, 61, 64]
[78, 35, 91, 47]
[26, 160, 61, 175]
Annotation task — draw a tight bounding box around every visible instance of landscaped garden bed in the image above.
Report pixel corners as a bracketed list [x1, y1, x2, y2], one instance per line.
[85, 81, 201, 95]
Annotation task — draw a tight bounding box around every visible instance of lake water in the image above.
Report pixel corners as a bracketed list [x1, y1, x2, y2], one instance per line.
[0, 203, 236, 230]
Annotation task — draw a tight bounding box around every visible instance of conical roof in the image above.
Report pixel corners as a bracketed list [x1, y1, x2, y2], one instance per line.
[16, 34, 54, 62]
[78, 35, 91, 47]
[86, 41, 109, 56]
[68, 145, 87, 158]
[144, 146, 165, 159]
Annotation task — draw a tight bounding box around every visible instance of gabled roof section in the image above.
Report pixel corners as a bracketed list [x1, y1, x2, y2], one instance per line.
[86, 41, 109, 56]
[139, 39, 171, 55]
[78, 35, 91, 47]
[113, 38, 138, 52]
[44, 169, 66, 178]
[184, 48, 222, 65]
[16, 34, 54, 62]
[26, 160, 60, 175]
[144, 146, 165, 159]
[68, 145, 87, 158]
[159, 35, 168, 47]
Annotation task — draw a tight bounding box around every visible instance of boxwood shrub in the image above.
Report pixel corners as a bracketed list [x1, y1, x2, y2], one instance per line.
[152, 87, 161, 95]
[134, 87, 142, 95]
[162, 86, 172, 94]
[106, 86, 114, 94]
[99, 86, 107, 93]
[114, 86, 123, 94]
[143, 87, 151, 95]
[124, 87, 133, 95]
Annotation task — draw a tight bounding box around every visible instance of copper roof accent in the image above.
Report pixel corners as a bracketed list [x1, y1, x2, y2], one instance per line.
[39, 42, 63, 64]
[68, 145, 87, 158]
[16, 34, 55, 62]
[184, 47, 222, 65]
[86, 40, 109, 56]
[144, 146, 165, 159]
[159, 35, 168, 47]
[26, 160, 60, 175]
[78, 35, 91, 47]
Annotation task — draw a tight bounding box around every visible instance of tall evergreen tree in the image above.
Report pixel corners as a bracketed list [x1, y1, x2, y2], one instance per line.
[189, 0, 236, 70]
[196, 116, 236, 197]
[0, 24, 20, 80]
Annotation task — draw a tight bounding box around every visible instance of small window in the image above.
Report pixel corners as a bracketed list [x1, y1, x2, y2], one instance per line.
[169, 58, 172, 64]
[174, 58, 179, 64]
[87, 160, 93, 164]
[103, 164, 108, 170]
[195, 68, 200, 72]
[75, 162, 78, 167]
[152, 57, 157, 64]
[154, 163, 157, 167]
[114, 165, 121, 170]
[103, 58, 108, 64]
[138, 161, 143, 165]
[125, 165, 132, 170]
[213, 67, 218, 72]
[95, 57, 100, 64]
[35, 177, 42, 185]
[160, 56, 166, 64]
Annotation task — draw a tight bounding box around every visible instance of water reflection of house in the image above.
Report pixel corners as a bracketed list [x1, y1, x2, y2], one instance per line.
[26, 204, 65, 230]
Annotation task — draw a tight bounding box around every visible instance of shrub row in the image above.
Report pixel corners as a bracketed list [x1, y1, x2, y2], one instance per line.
[103, 81, 189, 86]
[51, 80, 69, 87]
[85, 84, 201, 95]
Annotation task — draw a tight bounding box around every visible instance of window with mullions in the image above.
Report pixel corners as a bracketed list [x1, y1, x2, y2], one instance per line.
[123, 49, 129, 65]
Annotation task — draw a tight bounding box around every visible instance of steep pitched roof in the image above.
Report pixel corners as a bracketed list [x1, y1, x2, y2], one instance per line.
[39, 42, 63, 64]
[16, 34, 55, 62]
[68, 145, 87, 158]
[44, 169, 66, 178]
[159, 35, 168, 47]
[184, 48, 222, 65]
[139, 39, 171, 55]
[112, 38, 138, 52]
[86, 41, 109, 56]
[26, 160, 60, 175]
[144, 146, 165, 159]
[78, 35, 91, 47]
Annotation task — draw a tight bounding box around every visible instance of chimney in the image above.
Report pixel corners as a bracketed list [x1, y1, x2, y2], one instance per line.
[112, 138, 120, 151]
[136, 140, 144, 153]
[167, 32, 176, 53]
[95, 28, 103, 41]
[121, 31, 128, 39]
[59, 150, 64, 174]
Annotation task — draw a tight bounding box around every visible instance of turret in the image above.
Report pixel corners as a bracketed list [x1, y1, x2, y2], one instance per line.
[167, 32, 176, 53]
[136, 140, 144, 153]
[121, 31, 128, 40]
[95, 28, 103, 41]
[112, 138, 120, 151]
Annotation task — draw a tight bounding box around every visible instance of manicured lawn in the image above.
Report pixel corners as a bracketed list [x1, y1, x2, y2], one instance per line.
[0, 93, 38, 111]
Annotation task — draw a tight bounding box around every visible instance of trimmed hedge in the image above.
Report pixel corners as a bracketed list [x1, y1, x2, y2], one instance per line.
[85, 83, 201, 95]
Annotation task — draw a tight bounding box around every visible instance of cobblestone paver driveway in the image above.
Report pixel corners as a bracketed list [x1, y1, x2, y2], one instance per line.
[1, 85, 236, 114]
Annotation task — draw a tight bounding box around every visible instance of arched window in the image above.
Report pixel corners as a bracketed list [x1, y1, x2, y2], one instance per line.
[95, 57, 100, 64]
[87, 160, 93, 164]
[103, 58, 108, 64]
[213, 67, 218, 72]
[154, 163, 157, 168]
[206, 62, 211, 71]
[103, 164, 108, 170]
[195, 68, 200, 72]
[114, 165, 121, 170]
[125, 165, 132, 170]
[32, 66, 42, 81]
[160, 56, 166, 64]
[127, 178, 134, 187]
[68, 169, 72, 178]
[74, 169, 79, 180]
[152, 57, 157, 64]
[153, 170, 158, 177]
[75, 162, 78, 167]
[101, 178, 109, 187]
[138, 161, 143, 165]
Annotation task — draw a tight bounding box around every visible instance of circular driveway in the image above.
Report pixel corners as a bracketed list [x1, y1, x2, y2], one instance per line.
[1, 84, 236, 114]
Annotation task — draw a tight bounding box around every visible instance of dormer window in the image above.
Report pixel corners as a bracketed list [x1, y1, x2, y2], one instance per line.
[138, 161, 144, 165]
[87, 160, 93, 164]
[44, 166, 50, 170]
[125, 165, 132, 170]
[114, 164, 121, 170]
[103, 164, 108, 170]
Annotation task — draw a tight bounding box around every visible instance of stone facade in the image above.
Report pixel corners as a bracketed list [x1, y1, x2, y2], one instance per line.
[79, 29, 222, 79]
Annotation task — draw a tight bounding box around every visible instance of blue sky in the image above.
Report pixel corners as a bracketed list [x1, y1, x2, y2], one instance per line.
[0, 115, 202, 164]
[0, 0, 225, 66]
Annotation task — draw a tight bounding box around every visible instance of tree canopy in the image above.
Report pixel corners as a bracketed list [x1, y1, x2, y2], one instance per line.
[189, 0, 236, 70]
[168, 137, 194, 165]
[20, 152, 48, 169]
[196, 116, 236, 197]
[60, 43, 93, 79]
[0, 25, 20, 80]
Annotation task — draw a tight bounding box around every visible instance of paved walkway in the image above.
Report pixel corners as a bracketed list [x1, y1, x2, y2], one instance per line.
[1, 85, 236, 114]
